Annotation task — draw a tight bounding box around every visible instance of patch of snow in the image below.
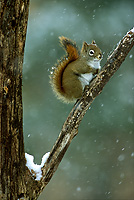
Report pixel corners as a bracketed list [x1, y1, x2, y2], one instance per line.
[127, 27, 134, 36]
[118, 154, 125, 161]
[25, 152, 50, 181]
[76, 187, 81, 192]
[131, 27, 134, 33]
[116, 139, 119, 143]
[131, 152, 134, 157]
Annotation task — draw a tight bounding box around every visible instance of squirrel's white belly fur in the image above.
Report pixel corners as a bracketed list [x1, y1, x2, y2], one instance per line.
[79, 73, 93, 89]
[79, 59, 101, 89]
[87, 59, 101, 69]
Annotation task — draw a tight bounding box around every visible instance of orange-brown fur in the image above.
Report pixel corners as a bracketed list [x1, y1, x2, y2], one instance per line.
[50, 36, 80, 102]
[50, 36, 102, 103]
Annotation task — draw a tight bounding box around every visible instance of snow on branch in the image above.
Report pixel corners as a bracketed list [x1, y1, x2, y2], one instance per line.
[25, 152, 50, 180]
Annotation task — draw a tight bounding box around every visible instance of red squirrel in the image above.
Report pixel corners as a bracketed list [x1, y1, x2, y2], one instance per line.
[50, 36, 102, 103]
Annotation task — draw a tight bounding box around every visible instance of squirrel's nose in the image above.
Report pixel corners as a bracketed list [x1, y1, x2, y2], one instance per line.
[97, 54, 102, 60]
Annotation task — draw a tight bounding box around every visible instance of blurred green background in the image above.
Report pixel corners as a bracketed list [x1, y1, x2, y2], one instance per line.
[23, 0, 134, 199]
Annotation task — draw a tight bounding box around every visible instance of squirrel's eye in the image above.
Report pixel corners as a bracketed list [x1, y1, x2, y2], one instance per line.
[89, 49, 94, 56]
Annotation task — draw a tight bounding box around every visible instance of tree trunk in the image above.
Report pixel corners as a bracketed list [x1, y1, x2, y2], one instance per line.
[0, 0, 30, 199]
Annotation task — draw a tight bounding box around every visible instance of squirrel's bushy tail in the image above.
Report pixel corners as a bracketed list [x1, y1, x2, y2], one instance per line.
[50, 36, 80, 102]
[59, 36, 80, 61]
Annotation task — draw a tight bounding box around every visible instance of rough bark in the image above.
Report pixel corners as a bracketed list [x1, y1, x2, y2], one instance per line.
[0, 0, 134, 199]
[0, 0, 30, 199]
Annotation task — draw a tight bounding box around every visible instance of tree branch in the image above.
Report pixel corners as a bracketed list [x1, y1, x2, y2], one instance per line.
[39, 27, 134, 191]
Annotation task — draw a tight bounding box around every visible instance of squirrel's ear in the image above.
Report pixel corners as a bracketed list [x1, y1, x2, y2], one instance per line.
[81, 41, 89, 53]
[91, 40, 96, 45]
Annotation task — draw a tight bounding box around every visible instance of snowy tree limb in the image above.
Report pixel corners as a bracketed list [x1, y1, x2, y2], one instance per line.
[40, 27, 134, 191]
